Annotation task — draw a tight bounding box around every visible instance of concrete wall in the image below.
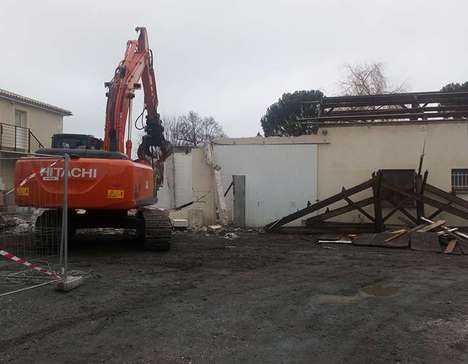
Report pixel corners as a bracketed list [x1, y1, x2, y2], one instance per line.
[213, 143, 318, 227]
[156, 151, 193, 209]
[191, 148, 216, 225]
[0, 98, 63, 148]
[156, 147, 216, 226]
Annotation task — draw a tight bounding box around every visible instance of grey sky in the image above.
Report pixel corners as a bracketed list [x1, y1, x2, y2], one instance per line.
[1, 0, 467, 139]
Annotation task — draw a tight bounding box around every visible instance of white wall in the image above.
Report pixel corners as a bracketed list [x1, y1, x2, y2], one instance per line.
[156, 151, 193, 209]
[214, 144, 318, 227]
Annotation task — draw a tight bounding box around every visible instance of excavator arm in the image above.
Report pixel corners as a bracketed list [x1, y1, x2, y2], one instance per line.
[104, 27, 170, 164]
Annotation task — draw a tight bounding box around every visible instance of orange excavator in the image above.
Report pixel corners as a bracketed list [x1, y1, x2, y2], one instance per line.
[14, 27, 173, 250]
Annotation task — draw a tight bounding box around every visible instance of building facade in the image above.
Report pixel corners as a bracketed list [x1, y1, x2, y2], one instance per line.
[160, 119, 468, 228]
[0, 88, 71, 203]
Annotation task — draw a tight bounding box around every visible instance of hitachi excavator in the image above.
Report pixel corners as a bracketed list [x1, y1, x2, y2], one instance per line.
[14, 27, 173, 251]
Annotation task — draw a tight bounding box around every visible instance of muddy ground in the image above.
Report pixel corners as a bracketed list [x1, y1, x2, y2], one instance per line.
[1, 230, 468, 363]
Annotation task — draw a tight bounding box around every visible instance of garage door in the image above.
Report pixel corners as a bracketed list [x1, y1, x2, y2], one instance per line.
[213, 144, 318, 227]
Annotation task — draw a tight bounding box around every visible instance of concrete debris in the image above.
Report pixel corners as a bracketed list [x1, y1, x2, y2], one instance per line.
[0, 215, 36, 234]
[13, 223, 31, 234]
[224, 232, 239, 240]
[172, 218, 189, 229]
[188, 225, 259, 236]
[208, 225, 223, 233]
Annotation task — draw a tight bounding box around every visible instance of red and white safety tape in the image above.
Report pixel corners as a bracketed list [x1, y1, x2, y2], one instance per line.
[6, 159, 61, 196]
[0, 249, 60, 279]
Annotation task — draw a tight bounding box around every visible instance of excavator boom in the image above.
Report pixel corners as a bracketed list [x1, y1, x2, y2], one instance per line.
[104, 27, 169, 163]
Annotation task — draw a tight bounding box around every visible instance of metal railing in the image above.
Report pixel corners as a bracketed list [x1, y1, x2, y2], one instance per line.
[0, 123, 44, 153]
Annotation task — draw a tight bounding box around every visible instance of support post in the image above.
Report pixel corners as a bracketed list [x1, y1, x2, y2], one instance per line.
[372, 171, 384, 232]
[415, 173, 423, 223]
[233, 175, 246, 228]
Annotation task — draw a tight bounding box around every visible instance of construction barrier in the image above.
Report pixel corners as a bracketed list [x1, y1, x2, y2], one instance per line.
[0, 153, 70, 296]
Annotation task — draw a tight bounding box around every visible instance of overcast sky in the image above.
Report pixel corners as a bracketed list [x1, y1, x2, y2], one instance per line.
[1, 0, 467, 140]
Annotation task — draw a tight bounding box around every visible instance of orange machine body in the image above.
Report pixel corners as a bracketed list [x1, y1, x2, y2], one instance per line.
[15, 158, 155, 210]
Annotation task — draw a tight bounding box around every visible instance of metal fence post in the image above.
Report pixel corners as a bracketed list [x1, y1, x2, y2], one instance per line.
[28, 129, 31, 153]
[60, 154, 69, 281]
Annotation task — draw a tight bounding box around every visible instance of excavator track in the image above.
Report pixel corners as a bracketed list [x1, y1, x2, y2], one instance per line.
[137, 208, 173, 251]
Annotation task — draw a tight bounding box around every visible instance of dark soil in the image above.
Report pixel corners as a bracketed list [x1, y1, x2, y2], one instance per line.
[2, 231, 468, 363]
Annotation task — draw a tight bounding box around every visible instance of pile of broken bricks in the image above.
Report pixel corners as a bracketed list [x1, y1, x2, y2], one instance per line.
[318, 217, 468, 255]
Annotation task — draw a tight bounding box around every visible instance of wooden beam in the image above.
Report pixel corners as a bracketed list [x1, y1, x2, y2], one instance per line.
[445, 240, 458, 254]
[372, 172, 384, 232]
[415, 173, 428, 223]
[429, 202, 452, 220]
[342, 188, 375, 222]
[382, 182, 468, 221]
[398, 216, 417, 227]
[306, 197, 374, 224]
[383, 195, 414, 222]
[265, 178, 375, 231]
[398, 207, 418, 225]
[386, 224, 426, 242]
[424, 184, 468, 210]
[417, 220, 446, 232]
[385, 230, 408, 242]
[384, 195, 418, 224]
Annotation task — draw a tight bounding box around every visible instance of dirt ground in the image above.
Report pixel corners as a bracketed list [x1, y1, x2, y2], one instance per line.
[2, 230, 468, 363]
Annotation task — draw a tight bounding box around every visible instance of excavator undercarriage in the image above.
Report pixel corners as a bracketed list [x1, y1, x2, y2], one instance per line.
[33, 207, 172, 251]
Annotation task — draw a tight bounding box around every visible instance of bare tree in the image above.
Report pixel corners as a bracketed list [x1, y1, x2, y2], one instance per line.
[162, 115, 178, 145]
[339, 62, 406, 96]
[162, 111, 225, 147]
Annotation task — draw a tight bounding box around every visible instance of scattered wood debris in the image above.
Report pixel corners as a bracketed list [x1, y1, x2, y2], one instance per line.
[444, 240, 460, 254]
[265, 170, 468, 237]
[317, 239, 352, 244]
[314, 217, 468, 256]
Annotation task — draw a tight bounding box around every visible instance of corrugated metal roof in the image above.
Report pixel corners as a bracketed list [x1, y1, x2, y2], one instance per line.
[0, 88, 72, 116]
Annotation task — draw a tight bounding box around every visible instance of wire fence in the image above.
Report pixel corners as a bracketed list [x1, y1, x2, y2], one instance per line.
[0, 153, 69, 296]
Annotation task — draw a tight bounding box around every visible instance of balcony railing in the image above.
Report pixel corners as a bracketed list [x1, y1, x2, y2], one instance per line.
[0, 123, 44, 153]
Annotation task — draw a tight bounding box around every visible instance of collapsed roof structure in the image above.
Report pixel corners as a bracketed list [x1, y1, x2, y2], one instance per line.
[300, 91, 468, 126]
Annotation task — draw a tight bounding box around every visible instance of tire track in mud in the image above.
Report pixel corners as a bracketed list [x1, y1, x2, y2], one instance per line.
[0, 306, 131, 351]
[0, 281, 189, 353]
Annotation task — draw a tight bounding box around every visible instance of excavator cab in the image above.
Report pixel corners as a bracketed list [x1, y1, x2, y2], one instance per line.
[52, 133, 103, 150]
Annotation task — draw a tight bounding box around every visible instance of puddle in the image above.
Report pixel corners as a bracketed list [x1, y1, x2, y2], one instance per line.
[360, 282, 400, 297]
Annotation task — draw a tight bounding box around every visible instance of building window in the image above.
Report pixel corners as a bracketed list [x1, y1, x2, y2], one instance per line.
[381, 169, 416, 207]
[15, 110, 27, 128]
[451, 169, 468, 193]
[14, 110, 28, 150]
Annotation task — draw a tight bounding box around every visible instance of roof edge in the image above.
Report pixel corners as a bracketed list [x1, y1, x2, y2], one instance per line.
[0, 88, 72, 116]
